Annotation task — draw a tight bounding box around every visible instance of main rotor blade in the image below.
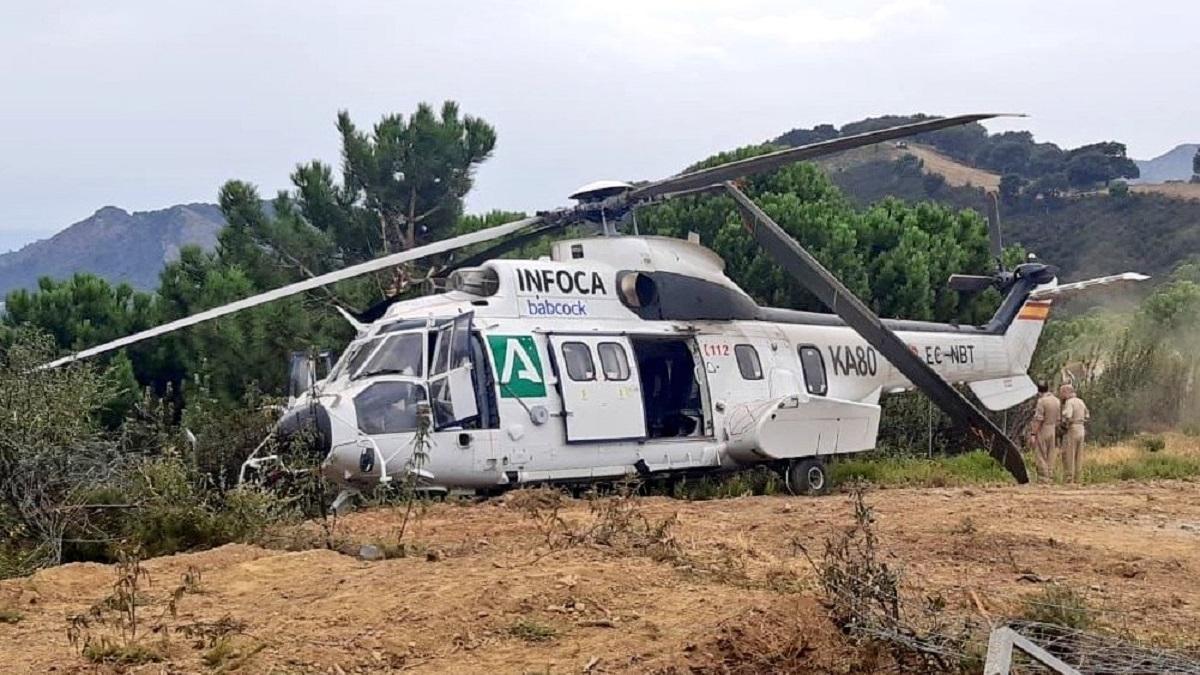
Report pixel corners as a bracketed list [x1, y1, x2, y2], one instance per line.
[352, 218, 569, 324]
[722, 182, 1029, 483]
[40, 216, 544, 369]
[437, 218, 571, 277]
[632, 113, 1023, 202]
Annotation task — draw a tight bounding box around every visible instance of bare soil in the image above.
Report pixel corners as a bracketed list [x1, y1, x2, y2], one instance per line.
[2, 474, 1199, 674]
[905, 145, 1001, 191]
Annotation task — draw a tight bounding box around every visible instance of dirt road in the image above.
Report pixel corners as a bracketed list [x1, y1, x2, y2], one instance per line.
[2, 480, 1198, 673]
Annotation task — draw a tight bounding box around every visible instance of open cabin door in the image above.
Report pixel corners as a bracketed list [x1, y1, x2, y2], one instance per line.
[549, 335, 647, 442]
[428, 313, 478, 429]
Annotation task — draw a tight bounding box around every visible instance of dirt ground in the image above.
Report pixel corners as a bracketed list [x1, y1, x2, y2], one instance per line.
[2, 471, 1199, 674]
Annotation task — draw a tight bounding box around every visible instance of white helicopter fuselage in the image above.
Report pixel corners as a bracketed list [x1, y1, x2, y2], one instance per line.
[288, 235, 1052, 492]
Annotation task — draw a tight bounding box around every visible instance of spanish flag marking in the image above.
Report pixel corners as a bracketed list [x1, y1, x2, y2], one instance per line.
[1017, 300, 1052, 321]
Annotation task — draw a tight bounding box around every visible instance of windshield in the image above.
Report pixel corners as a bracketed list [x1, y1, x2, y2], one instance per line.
[354, 332, 424, 379]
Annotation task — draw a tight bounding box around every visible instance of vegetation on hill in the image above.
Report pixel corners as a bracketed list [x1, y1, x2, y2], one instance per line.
[778, 114, 1140, 195]
[824, 148, 1200, 284]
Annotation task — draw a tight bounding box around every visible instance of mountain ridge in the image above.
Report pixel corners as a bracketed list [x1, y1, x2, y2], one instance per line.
[1133, 143, 1199, 184]
[0, 203, 225, 297]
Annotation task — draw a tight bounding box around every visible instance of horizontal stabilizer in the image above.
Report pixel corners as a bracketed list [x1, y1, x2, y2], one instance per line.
[969, 375, 1036, 411]
[1029, 273, 1148, 300]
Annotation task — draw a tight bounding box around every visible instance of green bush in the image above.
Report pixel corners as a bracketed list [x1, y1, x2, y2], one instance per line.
[1021, 585, 1092, 630]
[1135, 435, 1166, 453]
[669, 466, 783, 500]
[81, 456, 288, 560]
[831, 450, 1015, 487]
[508, 618, 558, 642]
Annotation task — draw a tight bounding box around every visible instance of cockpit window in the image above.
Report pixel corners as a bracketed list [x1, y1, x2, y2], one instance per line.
[355, 381, 428, 434]
[342, 341, 377, 379]
[355, 333, 424, 379]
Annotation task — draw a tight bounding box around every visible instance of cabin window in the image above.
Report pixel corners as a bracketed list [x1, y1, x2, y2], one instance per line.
[734, 344, 763, 380]
[354, 381, 428, 434]
[798, 345, 828, 396]
[597, 342, 631, 381]
[562, 342, 596, 381]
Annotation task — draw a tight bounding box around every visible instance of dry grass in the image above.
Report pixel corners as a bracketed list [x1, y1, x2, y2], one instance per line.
[1131, 182, 1200, 201]
[1086, 432, 1200, 465]
[812, 142, 998, 191]
[907, 144, 1000, 190]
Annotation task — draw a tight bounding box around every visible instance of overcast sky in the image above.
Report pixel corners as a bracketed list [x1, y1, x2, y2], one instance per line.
[1, 0, 1196, 253]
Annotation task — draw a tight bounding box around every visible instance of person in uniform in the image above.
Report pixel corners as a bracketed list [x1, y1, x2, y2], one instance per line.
[1059, 383, 1090, 483]
[1030, 382, 1061, 483]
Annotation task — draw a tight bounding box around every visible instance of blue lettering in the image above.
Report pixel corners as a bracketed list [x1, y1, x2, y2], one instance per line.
[525, 299, 589, 317]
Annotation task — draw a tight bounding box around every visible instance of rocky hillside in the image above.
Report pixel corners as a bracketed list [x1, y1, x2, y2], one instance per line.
[0, 204, 224, 297]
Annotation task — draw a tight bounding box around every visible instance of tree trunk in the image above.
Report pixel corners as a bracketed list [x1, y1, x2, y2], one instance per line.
[407, 187, 418, 250]
[378, 211, 392, 254]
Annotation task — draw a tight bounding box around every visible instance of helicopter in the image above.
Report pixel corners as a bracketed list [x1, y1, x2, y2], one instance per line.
[43, 113, 1146, 500]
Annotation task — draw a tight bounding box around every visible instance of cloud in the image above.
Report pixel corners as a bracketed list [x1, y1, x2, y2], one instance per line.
[544, 0, 942, 65]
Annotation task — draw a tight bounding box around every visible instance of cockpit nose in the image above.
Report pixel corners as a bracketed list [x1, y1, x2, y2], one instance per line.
[274, 402, 333, 459]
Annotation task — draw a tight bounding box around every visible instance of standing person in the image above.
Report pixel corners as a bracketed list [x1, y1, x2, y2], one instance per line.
[1059, 383, 1090, 483]
[1031, 382, 1061, 483]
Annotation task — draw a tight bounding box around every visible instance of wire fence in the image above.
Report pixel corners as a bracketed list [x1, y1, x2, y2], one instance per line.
[999, 620, 1200, 674]
[805, 488, 1200, 674]
[826, 575, 1200, 674]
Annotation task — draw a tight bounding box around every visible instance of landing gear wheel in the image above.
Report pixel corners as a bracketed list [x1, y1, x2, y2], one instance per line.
[785, 458, 829, 496]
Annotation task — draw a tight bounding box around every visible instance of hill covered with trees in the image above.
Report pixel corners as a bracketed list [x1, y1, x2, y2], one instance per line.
[778, 114, 1141, 198]
[820, 141, 1200, 284]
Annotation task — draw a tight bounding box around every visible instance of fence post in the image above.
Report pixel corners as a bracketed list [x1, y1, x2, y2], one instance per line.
[984, 627, 1015, 675]
[985, 626, 1082, 675]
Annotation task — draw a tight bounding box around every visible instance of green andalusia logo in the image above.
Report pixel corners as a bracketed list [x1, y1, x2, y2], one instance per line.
[486, 335, 546, 398]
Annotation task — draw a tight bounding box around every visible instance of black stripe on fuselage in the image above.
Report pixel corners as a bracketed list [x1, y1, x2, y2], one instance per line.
[620, 270, 1043, 335]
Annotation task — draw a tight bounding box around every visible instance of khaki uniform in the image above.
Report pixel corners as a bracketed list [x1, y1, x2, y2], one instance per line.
[1032, 393, 1061, 482]
[1061, 397, 1090, 482]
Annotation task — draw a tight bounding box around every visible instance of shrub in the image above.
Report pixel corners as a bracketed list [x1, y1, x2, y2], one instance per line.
[832, 450, 1014, 487]
[670, 466, 783, 500]
[1021, 584, 1092, 631]
[509, 617, 558, 642]
[1136, 435, 1166, 453]
[113, 456, 285, 559]
[81, 640, 163, 665]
